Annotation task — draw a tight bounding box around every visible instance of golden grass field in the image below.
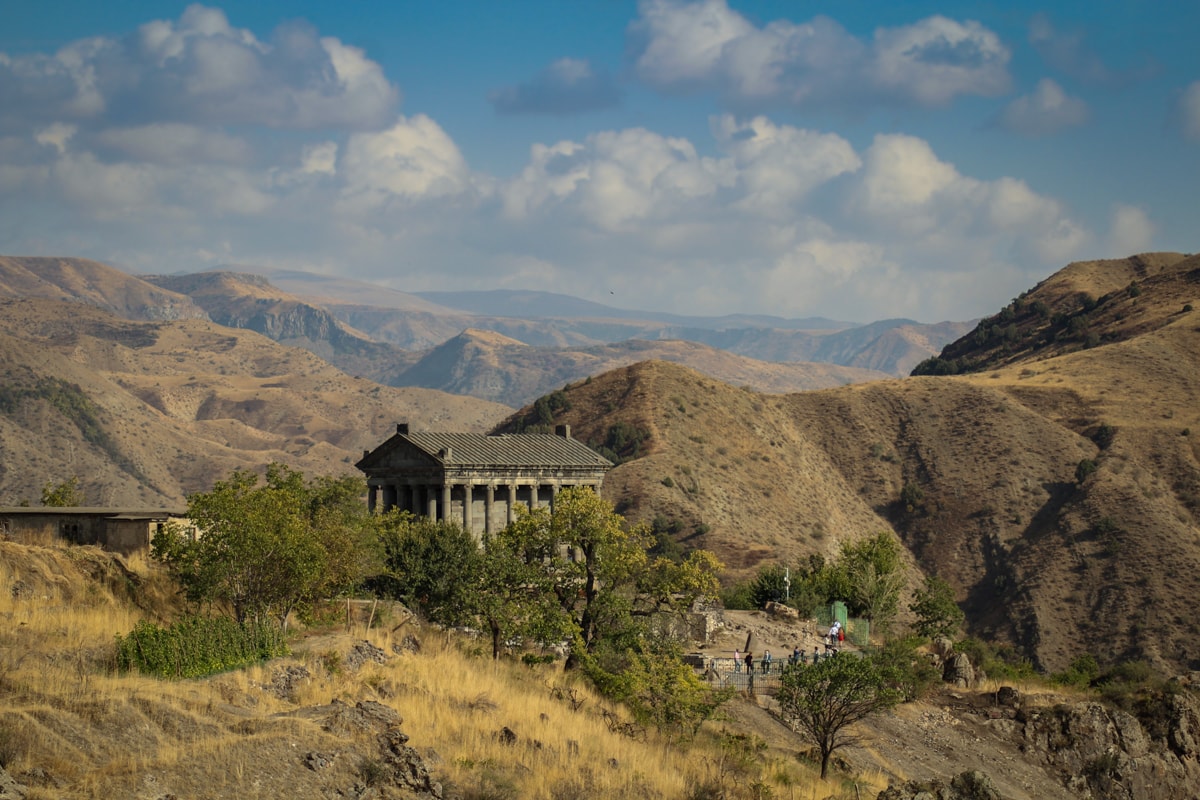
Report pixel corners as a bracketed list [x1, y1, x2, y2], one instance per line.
[0, 541, 888, 799]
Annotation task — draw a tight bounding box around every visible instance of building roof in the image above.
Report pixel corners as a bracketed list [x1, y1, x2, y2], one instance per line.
[403, 431, 612, 469]
[0, 507, 187, 518]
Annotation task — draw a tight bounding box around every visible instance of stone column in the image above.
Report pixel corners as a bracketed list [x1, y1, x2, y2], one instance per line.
[441, 484, 452, 523]
[427, 485, 437, 520]
[461, 483, 473, 533]
[485, 484, 495, 536]
[549, 482, 560, 513]
[410, 485, 421, 515]
[507, 484, 517, 525]
[367, 484, 377, 513]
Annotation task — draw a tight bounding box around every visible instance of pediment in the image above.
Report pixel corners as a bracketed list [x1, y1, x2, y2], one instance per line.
[356, 436, 440, 472]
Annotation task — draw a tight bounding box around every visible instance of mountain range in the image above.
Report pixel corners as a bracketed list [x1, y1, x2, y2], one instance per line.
[0, 251, 1197, 677]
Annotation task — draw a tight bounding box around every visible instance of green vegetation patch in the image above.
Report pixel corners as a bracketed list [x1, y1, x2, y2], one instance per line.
[115, 616, 287, 679]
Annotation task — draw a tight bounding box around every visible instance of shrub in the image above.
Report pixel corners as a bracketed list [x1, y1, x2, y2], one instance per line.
[1053, 653, 1100, 688]
[1076, 459, 1097, 484]
[115, 616, 287, 679]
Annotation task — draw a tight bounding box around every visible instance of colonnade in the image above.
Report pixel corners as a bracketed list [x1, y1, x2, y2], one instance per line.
[367, 480, 601, 539]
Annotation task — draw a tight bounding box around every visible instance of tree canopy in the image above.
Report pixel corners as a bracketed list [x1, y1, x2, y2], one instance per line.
[776, 653, 903, 779]
[152, 464, 379, 628]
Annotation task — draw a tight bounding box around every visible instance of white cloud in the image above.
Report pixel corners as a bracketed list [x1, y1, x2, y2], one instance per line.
[0, 5, 398, 135]
[629, 0, 1010, 109]
[999, 79, 1088, 136]
[711, 115, 859, 214]
[1181, 81, 1200, 140]
[339, 115, 472, 211]
[1107, 205, 1156, 255]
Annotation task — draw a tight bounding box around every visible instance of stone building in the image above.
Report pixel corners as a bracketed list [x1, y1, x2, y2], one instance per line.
[0, 506, 189, 555]
[356, 423, 612, 538]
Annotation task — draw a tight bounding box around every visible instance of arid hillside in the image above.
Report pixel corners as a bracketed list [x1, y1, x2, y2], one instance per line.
[395, 328, 889, 406]
[0, 297, 509, 506]
[495, 253, 1200, 675]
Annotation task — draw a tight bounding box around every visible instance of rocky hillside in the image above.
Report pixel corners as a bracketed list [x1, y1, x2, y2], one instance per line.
[395, 329, 889, 406]
[0, 256, 207, 321]
[4, 540, 1200, 800]
[257, 266, 970, 375]
[145, 270, 422, 386]
[494, 253, 1200, 675]
[0, 297, 509, 506]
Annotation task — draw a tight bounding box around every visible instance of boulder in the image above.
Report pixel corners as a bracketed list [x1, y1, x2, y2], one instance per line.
[943, 652, 975, 688]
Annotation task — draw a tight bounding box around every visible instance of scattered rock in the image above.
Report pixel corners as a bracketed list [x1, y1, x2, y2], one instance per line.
[877, 769, 1006, 800]
[266, 665, 311, 702]
[392, 634, 422, 655]
[764, 601, 799, 621]
[0, 766, 27, 800]
[303, 751, 335, 771]
[495, 726, 517, 746]
[344, 640, 389, 671]
[995, 686, 1019, 707]
[377, 729, 442, 798]
[322, 699, 404, 736]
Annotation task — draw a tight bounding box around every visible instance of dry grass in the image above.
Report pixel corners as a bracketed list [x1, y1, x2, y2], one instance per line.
[0, 540, 877, 799]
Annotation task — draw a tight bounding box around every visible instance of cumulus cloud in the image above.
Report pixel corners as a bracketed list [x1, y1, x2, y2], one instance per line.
[339, 114, 473, 212]
[628, 0, 1010, 109]
[489, 58, 621, 114]
[711, 116, 859, 214]
[0, 5, 398, 135]
[998, 79, 1088, 136]
[1181, 81, 1200, 140]
[1107, 205, 1156, 255]
[848, 133, 1088, 265]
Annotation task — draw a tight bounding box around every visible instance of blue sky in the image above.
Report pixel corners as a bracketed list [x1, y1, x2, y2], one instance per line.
[1, 1, 1196, 323]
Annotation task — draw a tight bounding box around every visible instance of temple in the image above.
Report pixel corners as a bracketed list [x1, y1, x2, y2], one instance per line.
[355, 423, 613, 538]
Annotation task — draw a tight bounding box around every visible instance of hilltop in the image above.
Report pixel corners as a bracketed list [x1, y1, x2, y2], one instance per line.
[495, 252, 1200, 674]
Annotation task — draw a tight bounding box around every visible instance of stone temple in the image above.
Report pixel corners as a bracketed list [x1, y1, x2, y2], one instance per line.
[355, 423, 613, 538]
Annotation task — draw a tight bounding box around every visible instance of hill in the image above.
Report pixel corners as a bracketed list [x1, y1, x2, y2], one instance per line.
[0, 297, 509, 506]
[395, 329, 889, 406]
[493, 252, 1200, 674]
[239, 265, 969, 375]
[5, 540, 1200, 800]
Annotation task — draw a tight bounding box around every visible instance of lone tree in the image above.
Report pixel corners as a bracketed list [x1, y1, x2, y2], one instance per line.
[776, 654, 902, 779]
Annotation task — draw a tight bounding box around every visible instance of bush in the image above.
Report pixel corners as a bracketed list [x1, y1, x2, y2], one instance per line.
[115, 616, 287, 679]
[1053, 653, 1100, 688]
[1075, 459, 1097, 484]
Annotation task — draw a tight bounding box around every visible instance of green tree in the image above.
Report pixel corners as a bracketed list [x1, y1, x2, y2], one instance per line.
[153, 465, 377, 628]
[502, 488, 721, 667]
[776, 654, 903, 779]
[471, 524, 573, 660]
[373, 512, 478, 626]
[41, 476, 84, 507]
[839, 532, 906, 629]
[749, 563, 790, 608]
[910, 575, 964, 639]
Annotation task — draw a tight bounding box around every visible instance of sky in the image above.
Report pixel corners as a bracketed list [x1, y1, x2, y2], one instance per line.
[1, 1, 1197, 323]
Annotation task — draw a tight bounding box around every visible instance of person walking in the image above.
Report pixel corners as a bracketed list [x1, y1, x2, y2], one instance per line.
[762, 650, 772, 674]
[733, 649, 741, 673]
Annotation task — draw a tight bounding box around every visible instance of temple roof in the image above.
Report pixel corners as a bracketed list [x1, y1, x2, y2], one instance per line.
[404, 431, 612, 469]
[357, 428, 613, 472]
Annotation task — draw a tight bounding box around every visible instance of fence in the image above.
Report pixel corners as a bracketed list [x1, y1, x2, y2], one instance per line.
[702, 651, 846, 694]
